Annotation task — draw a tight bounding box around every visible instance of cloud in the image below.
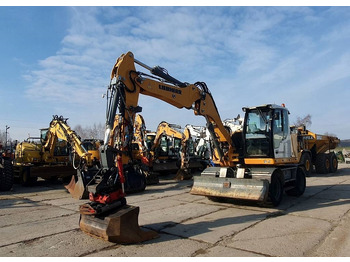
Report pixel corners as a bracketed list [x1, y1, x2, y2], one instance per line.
[23, 6, 350, 138]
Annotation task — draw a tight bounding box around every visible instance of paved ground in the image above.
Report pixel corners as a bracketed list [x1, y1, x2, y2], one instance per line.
[1, 163, 350, 257]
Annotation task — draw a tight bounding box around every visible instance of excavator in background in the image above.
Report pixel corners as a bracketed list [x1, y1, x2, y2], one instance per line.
[13, 124, 75, 185]
[184, 124, 212, 163]
[39, 115, 100, 199]
[31, 115, 148, 199]
[146, 121, 208, 180]
[147, 121, 184, 174]
[177, 124, 211, 179]
[81, 139, 104, 167]
[76, 51, 307, 244]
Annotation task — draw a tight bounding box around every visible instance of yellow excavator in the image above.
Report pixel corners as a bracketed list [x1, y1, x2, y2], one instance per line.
[76, 51, 307, 244]
[147, 121, 184, 173]
[145, 121, 207, 180]
[34, 115, 100, 199]
[13, 121, 75, 185]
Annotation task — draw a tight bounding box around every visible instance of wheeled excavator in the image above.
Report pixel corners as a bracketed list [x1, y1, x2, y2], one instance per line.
[75, 51, 307, 244]
[13, 123, 75, 185]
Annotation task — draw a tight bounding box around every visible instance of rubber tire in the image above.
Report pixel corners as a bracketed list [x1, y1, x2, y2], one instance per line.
[315, 153, 330, 174]
[300, 153, 312, 177]
[0, 159, 14, 191]
[286, 167, 306, 197]
[268, 173, 284, 206]
[329, 152, 338, 173]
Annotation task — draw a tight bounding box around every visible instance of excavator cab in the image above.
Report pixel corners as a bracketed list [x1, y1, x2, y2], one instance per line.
[243, 105, 292, 159]
[191, 104, 305, 206]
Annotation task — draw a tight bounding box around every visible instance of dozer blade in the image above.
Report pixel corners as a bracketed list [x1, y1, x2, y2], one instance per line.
[190, 176, 269, 202]
[79, 205, 158, 244]
[64, 171, 89, 200]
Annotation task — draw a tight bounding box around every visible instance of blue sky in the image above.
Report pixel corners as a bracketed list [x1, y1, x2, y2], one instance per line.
[1, 5, 350, 141]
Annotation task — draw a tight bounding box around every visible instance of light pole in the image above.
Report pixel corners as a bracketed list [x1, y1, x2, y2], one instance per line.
[5, 125, 10, 148]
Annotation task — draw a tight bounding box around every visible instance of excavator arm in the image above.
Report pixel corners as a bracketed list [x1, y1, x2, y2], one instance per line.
[43, 116, 92, 165]
[43, 115, 96, 199]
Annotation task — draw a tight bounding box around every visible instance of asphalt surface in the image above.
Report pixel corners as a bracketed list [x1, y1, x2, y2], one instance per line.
[1, 163, 350, 257]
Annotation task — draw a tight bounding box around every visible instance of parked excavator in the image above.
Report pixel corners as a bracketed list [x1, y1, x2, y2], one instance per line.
[147, 121, 184, 173]
[13, 124, 75, 185]
[146, 121, 208, 180]
[76, 51, 307, 244]
[184, 124, 212, 163]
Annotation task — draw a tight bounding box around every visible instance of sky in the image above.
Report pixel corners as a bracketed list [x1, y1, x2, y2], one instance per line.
[1, 4, 350, 142]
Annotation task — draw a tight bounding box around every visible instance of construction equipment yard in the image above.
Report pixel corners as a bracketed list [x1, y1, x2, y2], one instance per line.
[1, 163, 350, 257]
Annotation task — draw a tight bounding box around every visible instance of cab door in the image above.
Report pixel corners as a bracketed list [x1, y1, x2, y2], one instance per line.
[273, 109, 292, 159]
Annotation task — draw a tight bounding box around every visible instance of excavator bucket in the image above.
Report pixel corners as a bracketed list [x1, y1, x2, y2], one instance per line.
[64, 170, 89, 200]
[191, 175, 269, 202]
[79, 205, 158, 244]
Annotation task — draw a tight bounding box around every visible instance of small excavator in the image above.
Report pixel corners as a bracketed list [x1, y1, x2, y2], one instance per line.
[74, 51, 307, 244]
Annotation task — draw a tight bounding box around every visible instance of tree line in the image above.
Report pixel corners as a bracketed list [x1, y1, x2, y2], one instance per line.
[73, 123, 105, 140]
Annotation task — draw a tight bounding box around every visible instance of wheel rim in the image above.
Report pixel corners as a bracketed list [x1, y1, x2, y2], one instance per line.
[305, 159, 311, 172]
[332, 158, 337, 169]
[325, 158, 330, 170]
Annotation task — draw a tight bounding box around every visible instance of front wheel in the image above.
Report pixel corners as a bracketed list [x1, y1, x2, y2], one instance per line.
[329, 152, 338, 173]
[300, 153, 312, 177]
[315, 153, 330, 174]
[268, 173, 284, 206]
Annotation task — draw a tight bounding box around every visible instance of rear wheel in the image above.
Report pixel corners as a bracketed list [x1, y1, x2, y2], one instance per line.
[315, 153, 330, 174]
[329, 152, 338, 173]
[268, 172, 284, 206]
